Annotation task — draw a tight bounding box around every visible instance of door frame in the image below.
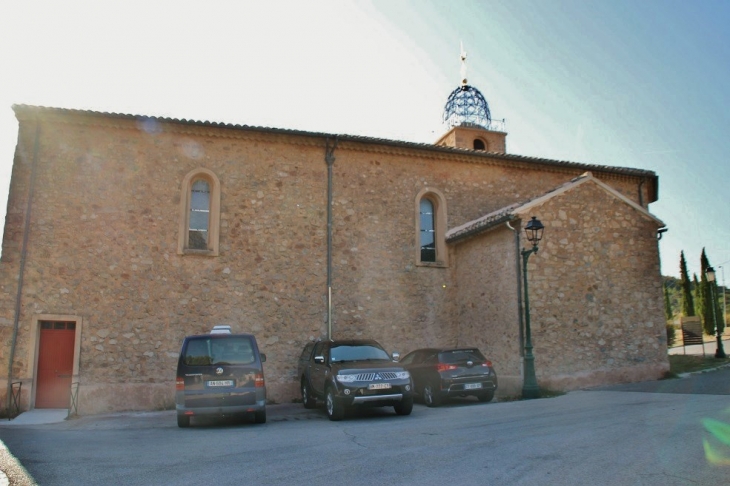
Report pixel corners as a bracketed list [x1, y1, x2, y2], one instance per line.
[30, 314, 83, 410]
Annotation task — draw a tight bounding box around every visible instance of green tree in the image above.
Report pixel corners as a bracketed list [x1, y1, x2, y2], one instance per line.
[712, 280, 725, 334]
[663, 276, 682, 318]
[680, 251, 695, 316]
[700, 249, 725, 337]
[700, 249, 713, 335]
[664, 283, 674, 321]
[693, 274, 702, 321]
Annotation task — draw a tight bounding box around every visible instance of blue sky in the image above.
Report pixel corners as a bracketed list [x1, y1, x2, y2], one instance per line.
[0, 0, 728, 280]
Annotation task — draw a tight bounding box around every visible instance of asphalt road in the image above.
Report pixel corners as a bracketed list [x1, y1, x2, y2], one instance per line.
[1, 367, 729, 485]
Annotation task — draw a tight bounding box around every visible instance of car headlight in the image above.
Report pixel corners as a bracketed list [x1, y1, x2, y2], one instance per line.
[336, 374, 358, 383]
[394, 371, 410, 380]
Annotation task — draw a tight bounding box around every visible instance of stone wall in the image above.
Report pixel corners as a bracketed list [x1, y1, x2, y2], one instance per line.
[521, 180, 669, 390]
[0, 109, 665, 413]
[435, 126, 507, 154]
[452, 225, 523, 395]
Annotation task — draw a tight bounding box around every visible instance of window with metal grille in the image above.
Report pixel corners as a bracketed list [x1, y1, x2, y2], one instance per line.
[41, 321, 75, 330]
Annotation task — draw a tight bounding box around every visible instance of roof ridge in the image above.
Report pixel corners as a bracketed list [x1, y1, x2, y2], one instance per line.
[12, 104, 657, 180]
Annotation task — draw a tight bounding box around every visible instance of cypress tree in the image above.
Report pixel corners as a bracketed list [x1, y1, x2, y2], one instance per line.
[680, 251, 695, 316]
[693, 274, 702, 323]
[700, 249, 713, 335]
[712, 286, 725, 334]
[700, 249, 725, 336]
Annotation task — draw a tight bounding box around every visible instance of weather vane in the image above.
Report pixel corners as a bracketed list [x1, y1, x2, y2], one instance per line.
[442, 41, 492, 130]
[460, 41, 468, 86]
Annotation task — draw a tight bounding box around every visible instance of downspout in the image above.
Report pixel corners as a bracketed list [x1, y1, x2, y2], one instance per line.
[6, 119, 41, 413]
[325, 137, 338, 340]
[506, 220, 525, 357]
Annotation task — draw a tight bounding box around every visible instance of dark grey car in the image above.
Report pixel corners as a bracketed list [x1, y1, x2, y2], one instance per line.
[175, 331, 267, 427]
[399, 348, 497, 406]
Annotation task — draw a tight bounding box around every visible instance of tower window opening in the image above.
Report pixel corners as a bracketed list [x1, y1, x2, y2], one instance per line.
[473, 139, 485, 150]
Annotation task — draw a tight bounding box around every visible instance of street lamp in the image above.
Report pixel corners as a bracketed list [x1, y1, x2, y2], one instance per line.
[706, 266, 727, 359]
[719, 262, 729, 339]
[522, 216, 544, 399]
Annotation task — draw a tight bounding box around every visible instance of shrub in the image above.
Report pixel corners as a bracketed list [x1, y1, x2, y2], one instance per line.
[666, 323, 677, 347]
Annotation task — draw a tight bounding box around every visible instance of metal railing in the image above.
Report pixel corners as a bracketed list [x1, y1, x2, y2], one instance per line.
[9, 381, 22, 420]
[68, 382, 79, 418]
[488, 118, 507, 132]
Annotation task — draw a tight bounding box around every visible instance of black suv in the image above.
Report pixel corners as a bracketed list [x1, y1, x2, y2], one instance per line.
[297, 339, 414, 421]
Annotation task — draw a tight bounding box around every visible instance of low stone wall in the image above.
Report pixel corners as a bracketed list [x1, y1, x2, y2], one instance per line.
[539, 362, 670, 392]
[76, 383, 174, 415]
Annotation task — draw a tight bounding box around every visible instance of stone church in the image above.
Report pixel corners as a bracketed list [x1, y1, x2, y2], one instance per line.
[0, 77, 668, 415]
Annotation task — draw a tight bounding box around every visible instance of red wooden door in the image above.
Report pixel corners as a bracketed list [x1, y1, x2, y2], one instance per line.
[36, 322, 75, 408]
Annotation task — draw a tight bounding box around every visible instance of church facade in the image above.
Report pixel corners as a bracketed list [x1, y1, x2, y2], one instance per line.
[0, 90, 668, 415]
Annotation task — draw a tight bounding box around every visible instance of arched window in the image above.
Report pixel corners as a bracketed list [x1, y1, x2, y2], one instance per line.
[178, 168, 221, 256]
[189, 179, 211, 249]
[473, 139, 486, 150]
[420, 199, 436, 262]
[415, 188, 448, 266]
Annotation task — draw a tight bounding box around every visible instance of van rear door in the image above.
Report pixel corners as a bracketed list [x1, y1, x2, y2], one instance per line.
[179, 335, 262, 408]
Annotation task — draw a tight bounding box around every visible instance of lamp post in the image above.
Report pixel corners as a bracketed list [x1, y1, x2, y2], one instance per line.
[719, 262, 729, 337]
[521, 216, 544, 399]
[706, 266, 727, 359]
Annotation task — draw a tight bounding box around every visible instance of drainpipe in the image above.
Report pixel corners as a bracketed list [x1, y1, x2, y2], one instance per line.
[506, 220, 525, 357]
[325, 137, 338, 340]
[6, 119, 41, 414]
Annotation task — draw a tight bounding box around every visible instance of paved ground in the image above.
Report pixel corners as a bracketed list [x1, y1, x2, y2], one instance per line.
[0, 342, 727, 485]
[2, 371, 730, 485]
[2, 338, 726, 428]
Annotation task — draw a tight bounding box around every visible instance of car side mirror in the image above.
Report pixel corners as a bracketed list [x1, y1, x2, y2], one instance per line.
[392, 352, 400, 362]
[314, 355, 325, 364]
[260, 353, 266, 363]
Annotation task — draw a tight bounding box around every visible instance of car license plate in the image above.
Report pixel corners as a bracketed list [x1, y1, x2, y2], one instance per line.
[368, 383, 392, 390]
[207, 380, 234, 387]
[464, 383, 482, 390]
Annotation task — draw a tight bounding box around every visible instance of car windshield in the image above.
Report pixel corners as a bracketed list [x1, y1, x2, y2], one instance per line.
[330, 344, 391, 363]
[438, 349, 486, 364]
[183, 337, 256, 366]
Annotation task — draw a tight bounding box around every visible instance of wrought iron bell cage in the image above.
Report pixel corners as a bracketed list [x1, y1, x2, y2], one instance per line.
[442, 85, 492, 130]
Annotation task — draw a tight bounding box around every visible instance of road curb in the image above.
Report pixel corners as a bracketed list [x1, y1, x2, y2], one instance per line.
[677, 361, 730, 379]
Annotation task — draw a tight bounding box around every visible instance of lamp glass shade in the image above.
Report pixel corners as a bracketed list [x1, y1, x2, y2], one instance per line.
[524, 216, 544, 246]
[706, 266, 716, 282]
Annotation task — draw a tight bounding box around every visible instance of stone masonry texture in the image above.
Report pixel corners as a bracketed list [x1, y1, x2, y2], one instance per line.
[0, 107, 667, 414]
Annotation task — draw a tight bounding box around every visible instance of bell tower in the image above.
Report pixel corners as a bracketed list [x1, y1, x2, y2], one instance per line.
[435, 44, 507, 153]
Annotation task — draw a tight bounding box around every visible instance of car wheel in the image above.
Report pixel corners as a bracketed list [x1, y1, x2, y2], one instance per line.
[177, 413, 190, 428]
[394, 396, 413, 416]
[301, 380, 316, 409]
[254, 409, 267, 424]
[325, 387, 345, 421]
[423, 382, 441, 407]
[477, 391, 494, 403]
